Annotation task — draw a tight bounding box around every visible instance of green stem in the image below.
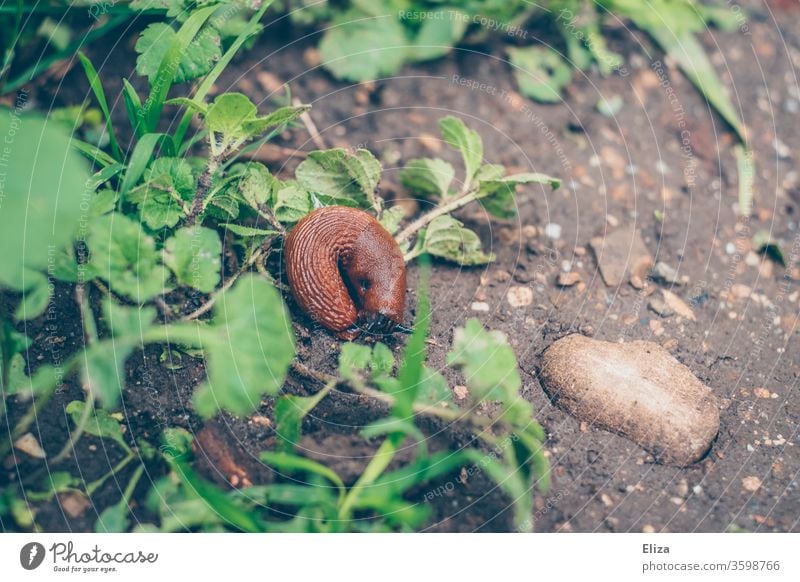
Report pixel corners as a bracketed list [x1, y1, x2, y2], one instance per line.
[338, 435, 402, 519]
[85, 451, 135, 496]
[394, 189, 480, 245]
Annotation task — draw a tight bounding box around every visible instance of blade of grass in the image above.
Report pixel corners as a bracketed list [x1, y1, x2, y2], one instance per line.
[77, 52, 121, 161]
[142, 4, 219, 133]
[173, 1, 274, 146]
[72, 138, 117, 167]
[118, 132, 175, 198]
[735, 144, 755, 217]
[122, 78, 144, 140]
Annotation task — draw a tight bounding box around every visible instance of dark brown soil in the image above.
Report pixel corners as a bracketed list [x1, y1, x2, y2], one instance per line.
[2, 2, 799, 533]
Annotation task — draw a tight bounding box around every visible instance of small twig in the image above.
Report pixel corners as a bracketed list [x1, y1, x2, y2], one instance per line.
[240, 143, 308, 163]
[294, 97, 326, 150]
[185, 158, 219, 226]
[257, 204, 286, 235]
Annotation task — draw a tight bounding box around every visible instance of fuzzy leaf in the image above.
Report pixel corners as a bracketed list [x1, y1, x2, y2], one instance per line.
[66, 400, 128, 449]
[296, 148, 381, 209]
[408, 11, 468, 62]
[439, 116, 483, 185]
[422, 215, 494, 265]
[127, 157, 195, 229]
[477, 172, 561, 218]
[400, 158, 455, 198]
[229, 162, 277, 209]
[273, 182, 311, 223]
[135, 22, 221, 84]
[87, 213, 169, 301]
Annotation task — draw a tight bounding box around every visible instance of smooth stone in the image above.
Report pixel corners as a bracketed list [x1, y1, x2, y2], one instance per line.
[589, 227, 652, 287]
[539, 334, 719, 466]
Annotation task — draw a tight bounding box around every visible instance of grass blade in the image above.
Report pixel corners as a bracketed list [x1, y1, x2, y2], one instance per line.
[77, 51, 121, 161]
[72, 138, 117, 167]
[118, 132, 175, 198]
[142, 4, 219, 133]
[122, 78, 144, 139]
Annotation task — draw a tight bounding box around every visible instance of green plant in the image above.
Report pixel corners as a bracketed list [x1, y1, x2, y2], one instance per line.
[1, 0, 559, 533]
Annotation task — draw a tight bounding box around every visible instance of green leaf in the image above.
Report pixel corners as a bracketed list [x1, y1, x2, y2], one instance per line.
[204, 92, 258, 140]
[127, 157, 195, 229]
[95, 501, 130, 533]
[296, 148, 382, 210]
[90, 188, 119, 217]
[400, 158, 455, 199]
[273, 182, 311, 223]
[379, 206, 405, 235]
[119, 132, 176, 199]
[422, 215, 494, 265]
[338, 342, 373, 380]
[393, 264, 431, 418]
[439, 116, 483, 186]
[14, 273, 51, 321]
[221, 224, 277, 238]
[102, 298, 156, 338]
[477, 172, 561, 219]
[319, 13, 408, 82]
[135, 21, 221, 85]
[636, 20, 745, 141]
[417, 366, 452, 406]
[229, 162, 276, 209]
[66, 400, 129, 450]
[77, 51, 121, 162]
[0, 113, 90, 289]
[447, 319, 521, 404]
[370, 342, 394, 378]
[163, 226, 222, 293]
[122, 78, 144, 138]
[508, 46, 572, 103]
[87, 213, 169, 301]
[192, 275, 296, 418]
[408, 10, 468, 62]
[260, 451, 345, 501]
[242, 104, 311, 135]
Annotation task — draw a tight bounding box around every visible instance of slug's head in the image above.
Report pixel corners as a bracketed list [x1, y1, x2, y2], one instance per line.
[343, 225, 408, 336]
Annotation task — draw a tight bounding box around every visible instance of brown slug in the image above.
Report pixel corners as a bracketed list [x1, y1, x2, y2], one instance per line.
[284, 206, 409, 340]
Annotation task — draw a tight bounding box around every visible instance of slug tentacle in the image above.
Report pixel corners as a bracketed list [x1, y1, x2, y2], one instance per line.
[284, 206, 407, 340]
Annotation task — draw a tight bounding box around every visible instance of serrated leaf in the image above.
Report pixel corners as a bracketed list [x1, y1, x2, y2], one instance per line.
[422, 215, 494, 265]
[229, 162, 276, 209]
[135, 22, 221, 84]
[87, 213, 169, 301]
[205, 92, 258, 140]
[221, 224, 277, 238]
[379, 206, 405, 235]
[400, 158, 455, 198]
[439, 116, 483, 186]
[90, 188, 119, 217]
[163, 226, 222, 293]
[508, 46, 572, 103]
[192, 275, 296, 418]
[243, 104, 311, 135]
[338, 343, 372, 380]
[296, 148, 381, 211]
[447, 319, 521, 404]
[127, 157, 195, 229]
[319, 13, 408, 82]
[273, 182, 311, 223]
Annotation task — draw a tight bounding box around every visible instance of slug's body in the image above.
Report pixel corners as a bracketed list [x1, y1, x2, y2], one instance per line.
[284, 206, 407, 340]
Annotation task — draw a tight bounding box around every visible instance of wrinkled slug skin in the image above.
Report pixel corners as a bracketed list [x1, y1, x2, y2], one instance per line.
[284, 206, 407, 340]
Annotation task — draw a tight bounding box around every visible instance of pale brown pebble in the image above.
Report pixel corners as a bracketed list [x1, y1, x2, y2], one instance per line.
[590, 227, 653, 287]
[648, 298, 674, 317]
[557, 271, 582, 287]
[303, 47, 321, 67]
[418, 132, 442, 153]
[742, 476, 762, 492]
[250, 415, 272, 428]
[649, 319, 664, 336]
[630, 275, 646, 290]
[752, 387, 771, 399]
[642, 524, 657, 533]
[13, 433, 46, 459]
[507, 286, 534, 308]
[540, 334, 720, 466]
[730, 284, 752, 300]
[453, 385, 469, 400]
[662, 290, 696, 321]
[59, 492, 91, 518]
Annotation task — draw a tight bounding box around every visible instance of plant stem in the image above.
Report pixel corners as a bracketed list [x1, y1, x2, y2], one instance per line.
[182, 247, 265, 321]
[85, 451, 136, 496]
[184, 157, 219, 226]
[394, 189, 479, 245]
[50, 285, 99, 465]
[338, 435, 400, 519]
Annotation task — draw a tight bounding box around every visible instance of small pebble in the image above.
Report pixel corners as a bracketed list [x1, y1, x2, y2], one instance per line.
[742, 476, 762, 492]
[651, 261, 683, 285]
[471, 301, 490, 312]
[725, 242, 736, 255]
[557, 272, 582, 287]
[544, 223, 562, 240]
[648, 298, 674, 317]
[506, 286, 534, 308]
